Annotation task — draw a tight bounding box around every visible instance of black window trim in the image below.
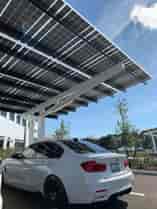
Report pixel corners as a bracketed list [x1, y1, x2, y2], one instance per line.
[28, 141, 64, 159]
[60, 140, 109, 154]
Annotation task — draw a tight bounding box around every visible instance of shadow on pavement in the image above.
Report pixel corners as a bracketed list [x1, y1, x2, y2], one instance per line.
[2, 186, 128, 209]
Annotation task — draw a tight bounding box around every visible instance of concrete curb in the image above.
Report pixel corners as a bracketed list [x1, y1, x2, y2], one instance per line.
[133, 169, 157, 176]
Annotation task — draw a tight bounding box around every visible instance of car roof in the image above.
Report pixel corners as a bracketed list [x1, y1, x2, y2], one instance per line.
[30, 138, 58, 145]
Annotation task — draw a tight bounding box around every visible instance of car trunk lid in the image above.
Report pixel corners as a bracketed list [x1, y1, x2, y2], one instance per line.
[80, 152, 128, 178]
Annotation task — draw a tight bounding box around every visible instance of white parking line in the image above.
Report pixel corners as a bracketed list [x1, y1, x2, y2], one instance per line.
[130, 192, 145, 197]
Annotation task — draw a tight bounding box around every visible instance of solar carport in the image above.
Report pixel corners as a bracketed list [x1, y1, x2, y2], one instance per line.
[0, 0, 151, 146]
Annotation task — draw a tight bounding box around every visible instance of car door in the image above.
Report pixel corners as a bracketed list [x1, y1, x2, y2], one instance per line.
[3, 155, 25, 186]
[21, 142, 64, 192]
[21, 143, 49, 192]
[8, 147, 37, 190]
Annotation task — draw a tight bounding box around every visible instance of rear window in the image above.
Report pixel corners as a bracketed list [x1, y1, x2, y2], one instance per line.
[30, 142, 64, 158]
[61, 140, 109, 154]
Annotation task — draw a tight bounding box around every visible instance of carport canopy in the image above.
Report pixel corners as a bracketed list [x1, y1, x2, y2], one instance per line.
[0, 0, 151, 144]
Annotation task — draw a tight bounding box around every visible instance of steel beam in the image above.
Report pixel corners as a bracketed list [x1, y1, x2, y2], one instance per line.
[0, 90, 44, 104]
[57, 111, 68, 115]
[0, 78, 55, 98]
[38, 113, 45, 138]
[0, 106, 25, 113]
[0, 68, 98, 105]
[0, 66, 61, 95]
[46, 115, 58, 119]
[63, 106, 76, 112]
[24, 63, 124, 117]
[0, 98, 33, 109]
[0, 103, 27, 112]
[0, 73, 89, 109]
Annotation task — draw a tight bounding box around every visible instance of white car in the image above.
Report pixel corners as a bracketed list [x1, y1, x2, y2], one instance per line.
[2, 139, 134, 208]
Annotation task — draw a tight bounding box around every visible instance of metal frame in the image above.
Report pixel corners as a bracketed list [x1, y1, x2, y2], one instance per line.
[0, 21, 122, 114]
[24, 63, 124, 117]
[0, 0, 151, 146]
[23, 63, 124, 145]
[143, 132, 157, 153]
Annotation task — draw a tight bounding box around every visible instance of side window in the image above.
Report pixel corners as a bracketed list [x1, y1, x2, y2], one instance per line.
[31, 142, 64, 159]
[23, 148, 36, 159]
[31, 143, 48, 159]
[44, 142, 64, 158]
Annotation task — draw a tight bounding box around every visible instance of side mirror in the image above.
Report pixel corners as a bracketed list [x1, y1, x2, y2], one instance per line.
[11, 153, 24, 159]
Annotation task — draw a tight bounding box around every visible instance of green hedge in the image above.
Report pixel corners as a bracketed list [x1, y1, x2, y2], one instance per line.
[129, 156, 157, 170]
[0, 149, 15, 160]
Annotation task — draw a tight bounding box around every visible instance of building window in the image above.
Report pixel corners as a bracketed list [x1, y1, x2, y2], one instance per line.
[7, 141, 10, 148]
[16, 115, 21, 124]
[22, 119, 26, 127]
[0, 111, 7, 118]
[9, 112, 15, 121]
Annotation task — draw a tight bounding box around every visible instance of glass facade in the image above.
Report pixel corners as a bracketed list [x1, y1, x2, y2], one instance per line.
[9, 112, 15, 121]
[16, 115, 21, 124]
[0, 111, 7, 118]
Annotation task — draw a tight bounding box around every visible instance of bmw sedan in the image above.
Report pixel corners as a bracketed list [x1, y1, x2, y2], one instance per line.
[2, 139, 134, 208]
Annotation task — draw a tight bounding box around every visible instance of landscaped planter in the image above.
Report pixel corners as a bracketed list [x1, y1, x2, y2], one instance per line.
[129, 157, 157, 171]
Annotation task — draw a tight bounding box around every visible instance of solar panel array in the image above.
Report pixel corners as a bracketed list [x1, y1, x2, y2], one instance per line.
[0, 0, 151, 118]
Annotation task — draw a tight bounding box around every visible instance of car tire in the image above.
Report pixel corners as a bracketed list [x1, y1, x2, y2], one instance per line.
[44, 175, 69, 209]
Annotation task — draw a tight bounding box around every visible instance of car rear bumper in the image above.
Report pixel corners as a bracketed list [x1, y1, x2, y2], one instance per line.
[70, 170, 134, 204]
[93, 170, 134, 203]
[110, 187, 132, 198]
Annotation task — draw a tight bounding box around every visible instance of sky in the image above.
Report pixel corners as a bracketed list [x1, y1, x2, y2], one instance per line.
[46, 0, 157, 138]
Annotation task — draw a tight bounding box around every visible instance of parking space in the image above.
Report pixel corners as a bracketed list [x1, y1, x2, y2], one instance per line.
[2, 174, 157, 209]
[127, 174, 157, 209]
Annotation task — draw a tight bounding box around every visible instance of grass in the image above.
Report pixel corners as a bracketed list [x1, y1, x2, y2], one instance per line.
[0, 148, 15, 160]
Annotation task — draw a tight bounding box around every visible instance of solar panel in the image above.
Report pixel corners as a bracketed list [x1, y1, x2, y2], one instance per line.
[0, 0, 151, 118]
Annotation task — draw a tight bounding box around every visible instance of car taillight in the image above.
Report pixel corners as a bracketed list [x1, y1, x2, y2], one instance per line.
[81, 161, 107, 172]
[124, 159, 129, 168]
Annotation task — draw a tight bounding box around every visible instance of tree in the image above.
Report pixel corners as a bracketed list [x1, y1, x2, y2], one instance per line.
[98, 135, 120, 150]
[53, 120, 70, 140]
[84, 134, 121, 151]
[131, 131, 142, 158]
[115, 99, 139, 156]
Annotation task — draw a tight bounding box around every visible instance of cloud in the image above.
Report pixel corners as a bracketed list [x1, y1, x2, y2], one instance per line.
[96, 0, 134, 39]
[130, 3, 157, 29]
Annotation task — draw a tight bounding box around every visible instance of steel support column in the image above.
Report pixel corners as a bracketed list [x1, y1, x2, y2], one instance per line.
[25, 115, 34, 147]
[150, 133, 157, 153]
[38, 113, 45, 139]
[3, 136, 8, 150]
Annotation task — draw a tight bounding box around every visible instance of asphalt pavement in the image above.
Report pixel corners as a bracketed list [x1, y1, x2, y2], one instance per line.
[2, 174, 157, 209]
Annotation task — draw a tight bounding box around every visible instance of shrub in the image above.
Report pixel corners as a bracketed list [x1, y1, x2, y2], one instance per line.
[0, 148, 15, 160]
[129, 156, 157, 170]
